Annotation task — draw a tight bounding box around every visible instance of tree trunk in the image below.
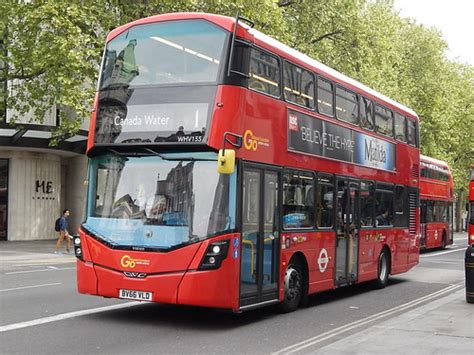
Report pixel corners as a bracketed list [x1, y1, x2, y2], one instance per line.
[455, 189, 466, 232]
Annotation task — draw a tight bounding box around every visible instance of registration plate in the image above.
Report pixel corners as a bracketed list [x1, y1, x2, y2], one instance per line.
[119, 289, 152, 301]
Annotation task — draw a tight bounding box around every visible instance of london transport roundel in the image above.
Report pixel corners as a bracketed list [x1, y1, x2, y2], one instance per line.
[318, 248, 329, 273]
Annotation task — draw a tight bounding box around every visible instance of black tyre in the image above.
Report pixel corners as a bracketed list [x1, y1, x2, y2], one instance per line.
[440, 231, 447, 249]
[278, 260, 303, 313]
[373, 248, 390, 289]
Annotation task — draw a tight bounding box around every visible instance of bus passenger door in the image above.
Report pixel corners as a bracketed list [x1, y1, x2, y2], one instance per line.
[335, 179, 360, 286]
[240, 164, 280, 309]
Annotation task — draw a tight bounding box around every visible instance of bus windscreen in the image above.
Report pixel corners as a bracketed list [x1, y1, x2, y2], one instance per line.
[84, 152, 237, 250]
[100, 20, 227, 88]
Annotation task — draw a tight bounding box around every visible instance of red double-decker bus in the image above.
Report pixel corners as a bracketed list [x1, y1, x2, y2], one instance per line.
[76, 13, 420, 312]
[468, 165, 474, 245]
[419, 155, 454, 249]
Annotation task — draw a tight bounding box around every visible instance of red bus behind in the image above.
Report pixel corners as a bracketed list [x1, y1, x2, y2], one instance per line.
[419, 155, 454, 249]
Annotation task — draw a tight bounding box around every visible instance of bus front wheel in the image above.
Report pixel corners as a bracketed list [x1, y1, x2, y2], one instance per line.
[278, 261, 303, 313]
[373, 248, 390, 289]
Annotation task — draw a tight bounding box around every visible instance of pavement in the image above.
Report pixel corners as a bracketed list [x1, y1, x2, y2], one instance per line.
[315, 288, 473, 354]
[0, 239, 473, 354]
[0, 239, 76, 268]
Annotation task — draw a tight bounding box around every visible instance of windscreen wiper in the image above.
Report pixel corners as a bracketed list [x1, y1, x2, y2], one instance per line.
[106, 147, 215, 161]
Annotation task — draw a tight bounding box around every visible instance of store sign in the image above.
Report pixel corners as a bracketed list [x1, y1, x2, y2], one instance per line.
[33, 180, 55, 200]
[35, 180, 53, 194]
[287, 109, 395, 171]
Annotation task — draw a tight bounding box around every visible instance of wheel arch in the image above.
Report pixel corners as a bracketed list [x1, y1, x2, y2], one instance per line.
[289, 251, 309, 301]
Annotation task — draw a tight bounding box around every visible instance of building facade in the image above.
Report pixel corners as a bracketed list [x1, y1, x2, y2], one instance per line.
[0, 108, 88, 241]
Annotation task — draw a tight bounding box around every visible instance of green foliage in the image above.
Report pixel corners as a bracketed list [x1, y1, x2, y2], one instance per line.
[1, 0, 472, 192]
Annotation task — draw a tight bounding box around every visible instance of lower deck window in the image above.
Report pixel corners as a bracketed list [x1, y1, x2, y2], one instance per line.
[283, 170, 314, 229]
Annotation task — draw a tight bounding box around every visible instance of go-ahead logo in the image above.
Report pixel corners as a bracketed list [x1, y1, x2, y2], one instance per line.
[243, 129, 270, 151]
[120, 255, 150, 269]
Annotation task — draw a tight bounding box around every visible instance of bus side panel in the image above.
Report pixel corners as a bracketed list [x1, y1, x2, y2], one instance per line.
[408, 207, 421, 267]
[359, 228, 411, 278]
[389, 228, 411, 274]
[77, 260, 98, 295]
[280, 232, 336, 297]
[177, 234, 240, 310]
[425, 222, 447, 249]
[307, 231, 336, 294]
[389, 228, 410, 274]
[95, 265, 184, 304]
[358, 229, 378, 282]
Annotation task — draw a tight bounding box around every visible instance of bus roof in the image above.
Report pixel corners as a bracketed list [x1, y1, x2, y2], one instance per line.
[248, 27, 418, 119]
[420, 154, 450, 169]
[107, 12, 418, 118]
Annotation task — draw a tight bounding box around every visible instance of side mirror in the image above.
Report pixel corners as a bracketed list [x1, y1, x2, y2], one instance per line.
[218, 149, 235, 174]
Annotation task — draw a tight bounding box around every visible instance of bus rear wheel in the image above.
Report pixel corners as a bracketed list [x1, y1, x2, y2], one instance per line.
[373, 248, 390, 289]
[278, 261, 303, 313]
[440, 231, 447, 249]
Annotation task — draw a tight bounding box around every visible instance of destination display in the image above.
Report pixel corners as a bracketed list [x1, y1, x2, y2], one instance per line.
[94, 86, 215, 145]
[95, 102, 208, 144]
[288, 109, 395, 171]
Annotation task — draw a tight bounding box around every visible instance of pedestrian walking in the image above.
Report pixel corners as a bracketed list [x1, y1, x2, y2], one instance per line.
[54, 209, 72, 254]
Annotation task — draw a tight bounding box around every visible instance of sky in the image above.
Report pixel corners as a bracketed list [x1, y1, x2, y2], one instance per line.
[394, 0, 474, 65]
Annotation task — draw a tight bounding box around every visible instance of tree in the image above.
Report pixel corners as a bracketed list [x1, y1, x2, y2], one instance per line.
[1, 0, 472, 203]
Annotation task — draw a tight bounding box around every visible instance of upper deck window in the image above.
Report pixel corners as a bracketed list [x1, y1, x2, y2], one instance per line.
[248, 48, 281, 97]
[420, 162, 450, 181]
[317, 77, 334, 117]
[394, 113, 407, 142]
[407, 118, 417, 147]
[375, 105, 394, 137]
[283, 62, 314, 109]
[360, 97, 374, 130]
[336, 86, 358, 124]
[100, 20, 227, 89]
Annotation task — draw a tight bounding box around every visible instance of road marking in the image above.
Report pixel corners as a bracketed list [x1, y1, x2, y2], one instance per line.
[420, 247, 465, 258]
[0, 302, 141, 333]
[0, 283, 62, 293]
[5, 267, 76, 275]
[273, 283, 462, 354]
[423, 260, 462, 265]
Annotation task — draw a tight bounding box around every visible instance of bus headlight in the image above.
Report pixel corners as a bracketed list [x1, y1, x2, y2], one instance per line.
[198, 240, 229, 270]
[74, 235, 84, 261]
